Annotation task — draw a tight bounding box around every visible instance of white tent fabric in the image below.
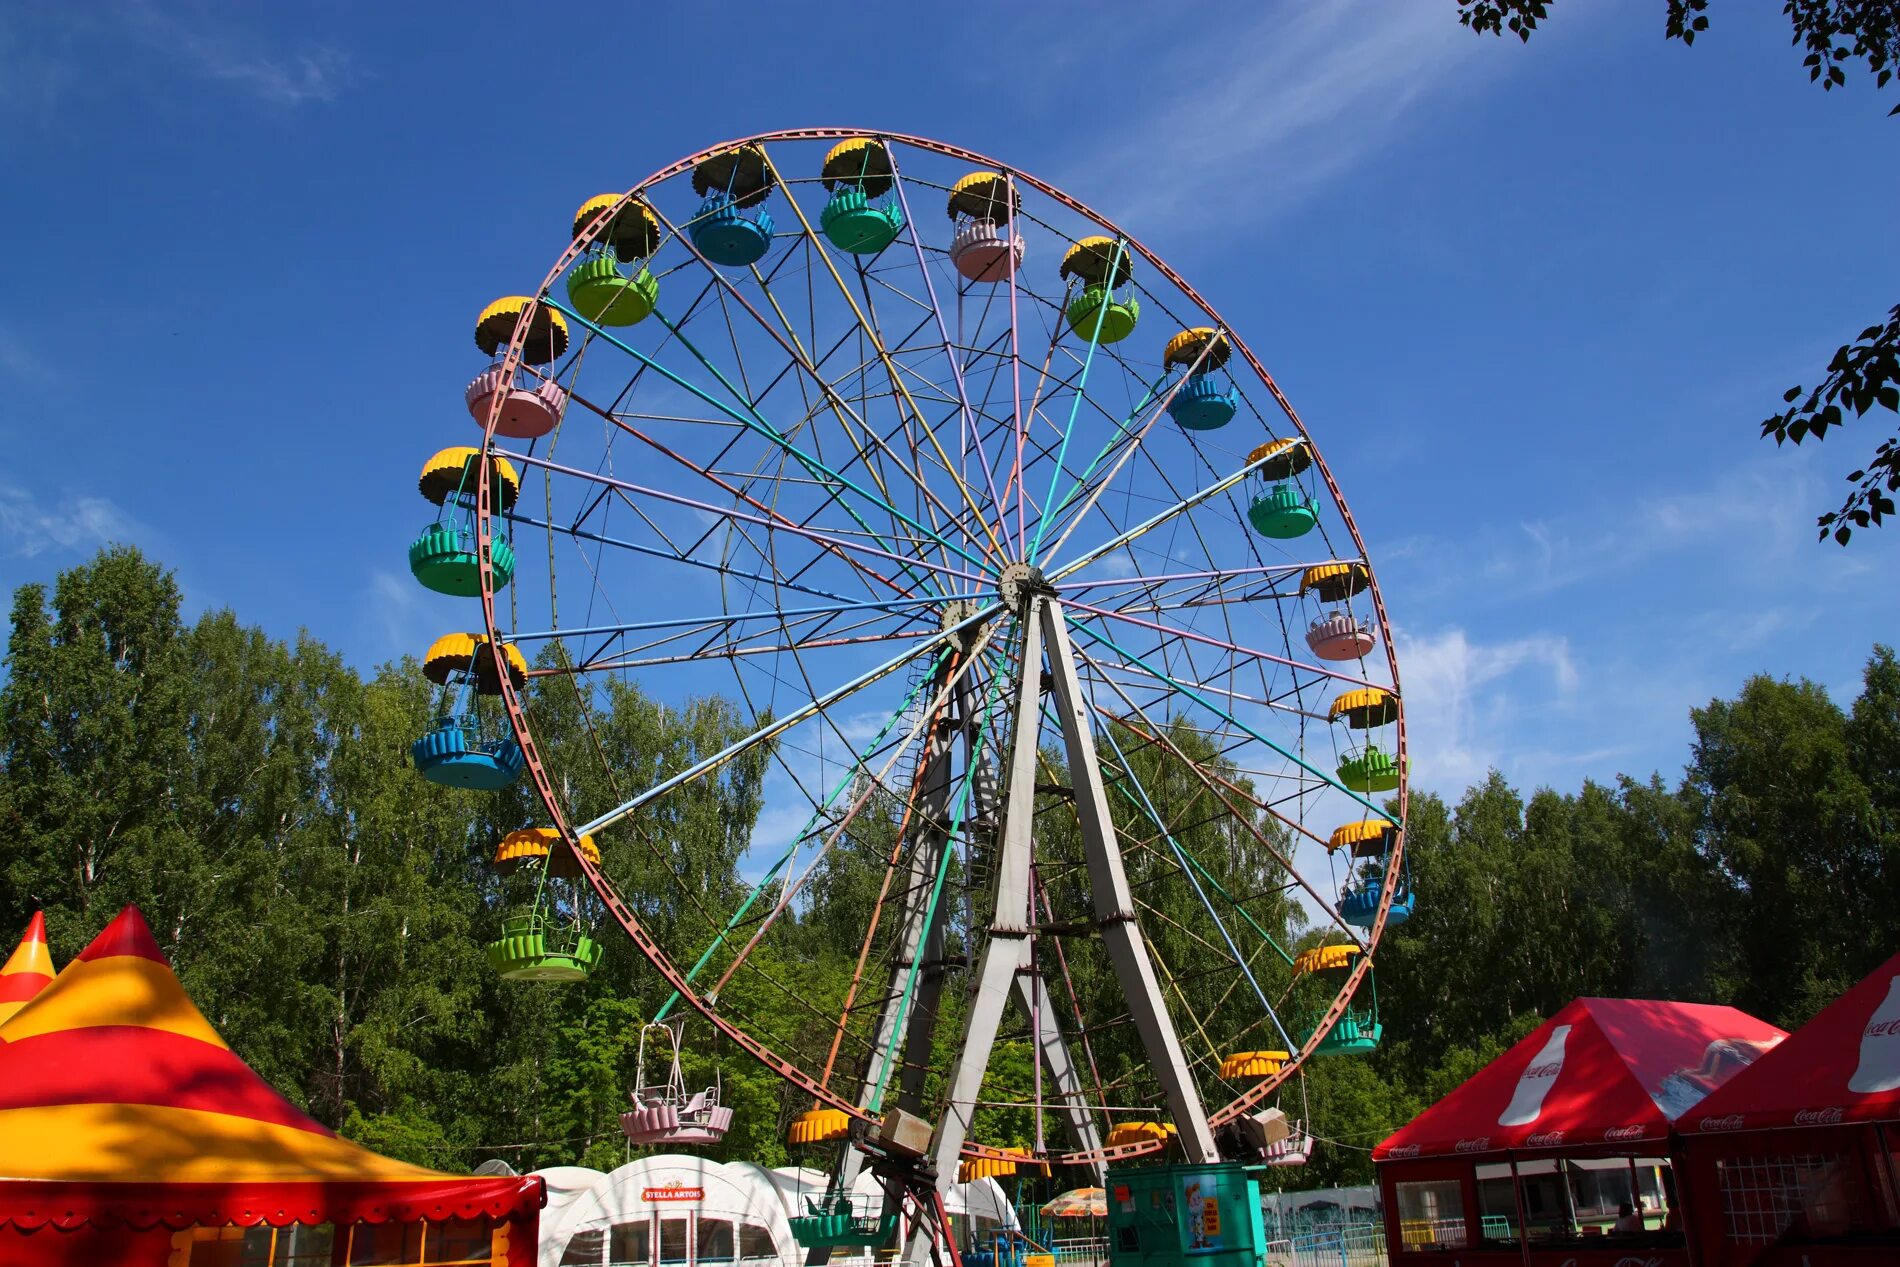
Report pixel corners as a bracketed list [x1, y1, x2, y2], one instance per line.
[533, 1155, 1020, 1267]
[768, 1166, 1019, 1227]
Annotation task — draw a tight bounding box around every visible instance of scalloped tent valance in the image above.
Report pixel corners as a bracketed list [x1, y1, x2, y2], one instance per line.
[0, 906, 543, 1265]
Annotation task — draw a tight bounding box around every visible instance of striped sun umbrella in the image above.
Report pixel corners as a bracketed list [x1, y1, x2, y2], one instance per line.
[1042, 1187, 1107, 1218]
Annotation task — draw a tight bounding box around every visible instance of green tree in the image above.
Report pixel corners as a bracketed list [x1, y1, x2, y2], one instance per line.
[1686, 672, 1875, 1025]
[0, 546, 193, 944]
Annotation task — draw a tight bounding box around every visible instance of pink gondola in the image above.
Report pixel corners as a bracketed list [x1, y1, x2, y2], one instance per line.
[466, 362, 568, 439]
[1262, 1121, 1316, 1167]
[950, 220, 1024, 283]
[1306, 612, 1375, 662]
[620, 1021, 734, 1147]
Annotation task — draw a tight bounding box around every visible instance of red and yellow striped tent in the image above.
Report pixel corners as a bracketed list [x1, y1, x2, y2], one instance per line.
[0, 911, 56, 1028]
[0, 906, 543, 1266]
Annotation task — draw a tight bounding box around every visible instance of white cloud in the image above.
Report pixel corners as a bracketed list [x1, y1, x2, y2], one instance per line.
[1425, 456, 1849, 601]
[0, 19, 68, 117]
[2, 3, 352, 114]
[0, 486, 140, 558]
[120, 3, 350, 106]
[0, 326, 53, 394]
[1394, 624, 1580, 790]
[1056, 1, 1487, 228]
[364, 568, 432, 660]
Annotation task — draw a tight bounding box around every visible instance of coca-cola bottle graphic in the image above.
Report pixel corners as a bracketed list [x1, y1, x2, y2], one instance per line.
[1499, 1024, 1571, 1126]
[1849, 977, 1900, 1094]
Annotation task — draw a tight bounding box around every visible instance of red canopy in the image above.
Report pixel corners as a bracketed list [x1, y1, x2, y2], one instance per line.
[1684, 950, 1900, 1134]
[1375, 997, 1785, 1160]
[0, 906, 542, 1242]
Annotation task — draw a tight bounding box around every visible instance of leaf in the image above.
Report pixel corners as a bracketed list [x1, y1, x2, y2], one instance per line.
[1785, 386, 1805, 403]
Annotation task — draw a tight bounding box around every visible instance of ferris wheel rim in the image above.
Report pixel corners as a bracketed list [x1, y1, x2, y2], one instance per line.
[464, 127, 1410, 1159]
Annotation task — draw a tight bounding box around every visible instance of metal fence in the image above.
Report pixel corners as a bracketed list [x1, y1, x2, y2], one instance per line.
[1264, 1222, 1389, 1267]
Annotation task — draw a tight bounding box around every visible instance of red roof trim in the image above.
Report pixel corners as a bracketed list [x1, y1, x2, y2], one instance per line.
[0, 1176, 546, 1231]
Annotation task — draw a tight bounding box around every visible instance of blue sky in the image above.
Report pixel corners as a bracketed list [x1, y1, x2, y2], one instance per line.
[2, 0, 1896, 801]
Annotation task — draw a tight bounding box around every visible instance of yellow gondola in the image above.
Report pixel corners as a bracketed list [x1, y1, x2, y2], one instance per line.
[691, 144, 775, 208]
[421, 633, 528, 694]
[947, 171, 1019, 223]
[819, 137, 896, 198]
[1164, 327, 1231, 372]
[1060, 237, 1138, 343]
[492, 828, 601, 878]
[786, 1106, 852, 1145]
[1219, 1050, 1290, 1080]
[474, 296, 569, 364]
[1329, 687, 1399, 729]
[1300, 562, 1370, 603]
[1246, 438, 1312, 481]
[1105, 1121, 1176, 1148]
[571, 194, 664, 259]
[418, 447, 519, 512]
[1327, 819, 1398, 858]
[1292, 943, 1361, 978]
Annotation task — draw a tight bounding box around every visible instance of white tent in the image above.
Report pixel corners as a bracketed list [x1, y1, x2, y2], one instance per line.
[769, 1166, 1018, 1229]
[533, 1155, 1021, 1267]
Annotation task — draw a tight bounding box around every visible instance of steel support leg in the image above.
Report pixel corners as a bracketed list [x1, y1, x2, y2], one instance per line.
[809, 661, 959, 1267]
[1041, 598, 1220, 1163]
[1011, 959, 1107, 1179]
[907, 603, 1049, 1264]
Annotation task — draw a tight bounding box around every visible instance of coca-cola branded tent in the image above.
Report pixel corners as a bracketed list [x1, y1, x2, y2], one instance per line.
[1676, 951, 1900, 1265]
[1374, 997, 1784, 1267]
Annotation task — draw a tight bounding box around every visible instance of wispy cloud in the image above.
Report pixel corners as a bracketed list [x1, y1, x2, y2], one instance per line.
[0, 486, 141, 559]
[2, 2, 352, 114]
[363, 569, 432, 661]
[1394, 624, 1581, 790]
[0, 327, 52, 393]
[119, 3, 351, 106]
[0, 15, 72, 116]
[1393, 455, 1850, 603]
[1055, 1, 1487, 228]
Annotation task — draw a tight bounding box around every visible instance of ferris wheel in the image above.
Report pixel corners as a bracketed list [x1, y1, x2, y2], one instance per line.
[418, 128, 1409, 1229]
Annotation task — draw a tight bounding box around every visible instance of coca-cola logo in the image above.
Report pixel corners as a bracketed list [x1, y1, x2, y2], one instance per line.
[1867, 1019, 1900, 1038]
[1698, 1114, 1746, 1132]
[1454, 1136, 1491, 1153]
[1384, 1144, 1421, 1159]
[1602, 1125, 1647, 1141]
[1524, 1130, 1566, 1147]
[1523, 1061, 1562, 1079]
[1794, 1107, 1844, 1125]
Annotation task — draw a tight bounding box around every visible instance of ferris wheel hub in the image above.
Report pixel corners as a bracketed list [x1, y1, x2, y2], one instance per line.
[997, 561, 1049, 615]
[938, 599, 987, 654]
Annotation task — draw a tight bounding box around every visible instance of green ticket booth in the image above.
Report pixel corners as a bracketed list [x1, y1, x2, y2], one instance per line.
[1104, 1163, 1269, 1267]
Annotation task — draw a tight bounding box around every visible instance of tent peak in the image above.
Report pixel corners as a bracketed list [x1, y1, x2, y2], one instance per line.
[75, 905, 169, 966]
[0, 912, 58, 1027]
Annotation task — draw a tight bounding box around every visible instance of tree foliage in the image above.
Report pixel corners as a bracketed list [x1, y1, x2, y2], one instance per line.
[2, 547, 1895, 1196]
[1456, 0, 1900, 541]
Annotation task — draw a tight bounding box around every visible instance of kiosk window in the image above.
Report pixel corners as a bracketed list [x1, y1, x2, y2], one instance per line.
[1395, 1179, 1467, 1250]
[560, 1229, 605, 1266]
